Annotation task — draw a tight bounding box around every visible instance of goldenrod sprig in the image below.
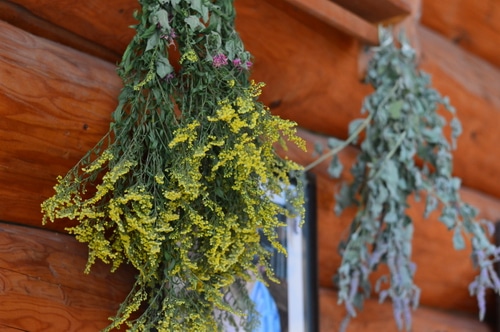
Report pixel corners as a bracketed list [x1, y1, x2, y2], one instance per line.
[42, 0, 304, 331]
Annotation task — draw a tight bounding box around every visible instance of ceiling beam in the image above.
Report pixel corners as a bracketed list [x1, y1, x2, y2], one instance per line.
[277, 0, 379, 45]
[330, 0, 411, 23]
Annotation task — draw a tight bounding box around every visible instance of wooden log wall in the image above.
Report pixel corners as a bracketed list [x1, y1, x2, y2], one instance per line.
[1, 0, 500, 330]
[0, 222, 135, 330]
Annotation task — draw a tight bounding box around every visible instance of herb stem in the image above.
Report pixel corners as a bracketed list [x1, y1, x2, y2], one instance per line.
[304, 81, 400, 172]
[304, 113, 373, 172]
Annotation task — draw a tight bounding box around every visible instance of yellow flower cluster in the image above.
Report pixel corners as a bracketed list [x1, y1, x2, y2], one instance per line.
[180, 49, 199, 63]
[42, 66, 305, 330]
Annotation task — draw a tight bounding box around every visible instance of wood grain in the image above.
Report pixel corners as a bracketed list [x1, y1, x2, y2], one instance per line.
[421, 0, 500, 69]
[278, 128, 500, 314]
[4, 0, 138, 58]
[0, 0, 121, 62]
[280, 0, 379, 45]
[319, 288, 492, 332]
[0, 15, 499, 314]
[0, 221, 135, 331]
[330, 0, 411, 23]
[4, 0, 500, 199]
[0, 20, 120, 231]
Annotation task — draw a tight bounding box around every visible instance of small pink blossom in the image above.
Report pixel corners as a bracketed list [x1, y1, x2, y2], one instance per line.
[232, 58, 242, 67]
[161, 29, 177, 47]
[212, 53, 228, 68]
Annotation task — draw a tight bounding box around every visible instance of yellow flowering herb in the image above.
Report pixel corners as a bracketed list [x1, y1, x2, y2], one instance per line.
[41, 0, 305, 331]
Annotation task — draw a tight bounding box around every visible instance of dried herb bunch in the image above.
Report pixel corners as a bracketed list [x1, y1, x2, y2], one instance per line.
[333, 30, 500, 330]
[41, 0, 304, 330]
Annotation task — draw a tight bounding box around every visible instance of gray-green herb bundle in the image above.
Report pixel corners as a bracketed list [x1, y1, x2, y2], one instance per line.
[41, 0, 304, 331]
[331, 29, 500, 330]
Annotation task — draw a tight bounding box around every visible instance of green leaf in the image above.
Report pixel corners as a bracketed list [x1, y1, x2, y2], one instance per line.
[327, 137, 343, 149]
[424, 194, 437, 218]
[439, 207, 457, 229]
[146, 32, 159, 52]
[185, 15, 204, 31]
[224, 40, 237, 59]
[387, 100, 404, 119]
[190, 0, 209, 22]
[348, 118, 365, 143]
[156, 55, 173, 78]
[328, 155, 343, 178]
[313, 141, 323, 155]
[383, 209, 398, 223]
[155, 9, 171, 30]
[452, 227, 465, 250]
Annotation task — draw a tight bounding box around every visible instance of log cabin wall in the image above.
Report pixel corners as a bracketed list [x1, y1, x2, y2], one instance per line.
[0, 0, 499, 330]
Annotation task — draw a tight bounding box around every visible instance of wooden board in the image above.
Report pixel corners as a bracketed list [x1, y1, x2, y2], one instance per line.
[0, 20, 120, 231]
[421, 0, 500, 69]
[1, 20, 500, 314]
[277, 0, 379, 45]
[3, 0, 500, 200]
[319, 288, 492, 332]
[0, 0, 121, 62]
[330, 0, 411, 23]
[1, 0, 137, 60]
[0, 221, 135, 331]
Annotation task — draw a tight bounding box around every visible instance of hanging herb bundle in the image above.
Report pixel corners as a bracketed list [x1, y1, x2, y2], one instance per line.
[330, 29, 500, 330]
[41, 0, 304, 330]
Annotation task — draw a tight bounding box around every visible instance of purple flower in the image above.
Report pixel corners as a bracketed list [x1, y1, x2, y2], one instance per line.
[232, 58, 242, 67]
[161, 29, 177, 47]
[232, 58, 253, 71]
[212, 53, 228, 68]
[165, 73, 175, 81]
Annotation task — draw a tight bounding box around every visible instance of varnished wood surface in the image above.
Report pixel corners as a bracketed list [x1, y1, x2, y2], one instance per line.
[0, 221, 135, 331]
[1, 19, 500, 314]
[319, 288, 492, 332]
[2, 0, 500, 200]
[279, 0, 379, 45]
[0, 0, 121, 62]
[421, 0, 500, 69]
[3, 0, 137, 59]
[0, 21, 121, 231]
[330, 0, 411, 23]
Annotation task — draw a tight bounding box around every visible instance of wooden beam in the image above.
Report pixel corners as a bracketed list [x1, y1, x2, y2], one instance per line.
[1, 1, 500, 223]
[330, 0, 411, 23]
[0, 13, 498, 317]
[319, 288, 491, 331]
[3, 0, 138, 59]
[278, 128, 500, 315]
[0, 20, 120, 231]
[1, 1, 500, 220]
[0, 0, 121, 62]
[278, 0, 379, 45]
[421, 0, 500, 69]
[5, 0, 379, 53]
[0, 221, 135, 330]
